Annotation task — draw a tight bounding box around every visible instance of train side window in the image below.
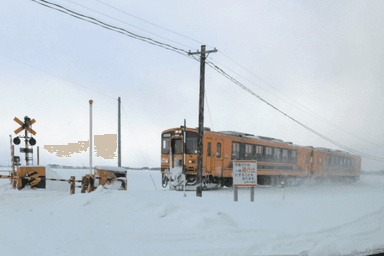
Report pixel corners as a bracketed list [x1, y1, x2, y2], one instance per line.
[282, 149, 288, 163]
[207, 142, 211, 157]
[245, 144, 253, 159]
[292, 150, 297, 163]
[256, 145, 263, 161]
[274, 148, 281, 161]
[232, 142, 240, 160]
[327, 155, 331, 166]
[216, 143, 221, 158]
[240, 143, 246, 160]
[265, 147, 273, 161]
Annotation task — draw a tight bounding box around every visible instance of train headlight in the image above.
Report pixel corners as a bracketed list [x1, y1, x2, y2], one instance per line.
[161, 158, 169, 163]
[188, 160, 195, 164]
[175, 129, 182, 134]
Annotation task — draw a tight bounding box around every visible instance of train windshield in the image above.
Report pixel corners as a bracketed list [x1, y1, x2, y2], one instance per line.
[162, 133, 171, 154]
[171, 138, 182, 154]
[186, 131, 198, 154]
[162, 131, 198, 154]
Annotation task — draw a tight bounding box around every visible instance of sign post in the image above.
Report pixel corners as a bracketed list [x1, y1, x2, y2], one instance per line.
[232, 160, 257, 202]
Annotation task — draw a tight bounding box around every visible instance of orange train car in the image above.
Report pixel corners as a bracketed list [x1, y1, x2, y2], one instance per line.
[160, 127, 361, 189]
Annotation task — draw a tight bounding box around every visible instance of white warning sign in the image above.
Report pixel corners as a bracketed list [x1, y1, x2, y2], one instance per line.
[233, 161, 257, 186]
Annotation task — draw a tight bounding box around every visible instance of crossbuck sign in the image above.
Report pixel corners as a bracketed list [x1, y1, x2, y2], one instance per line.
[233, 160, 257, 186]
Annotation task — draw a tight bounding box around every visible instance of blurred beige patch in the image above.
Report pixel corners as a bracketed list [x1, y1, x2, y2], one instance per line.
[94, 134, 117, 159]
[43, 141, 89, 157]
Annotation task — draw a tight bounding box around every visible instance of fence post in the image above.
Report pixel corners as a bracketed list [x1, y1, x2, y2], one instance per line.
[87, 175, 94, 193]
[281, 181, 285, 200]
[70, 176, 75, 195]
[121, 179, 127, 190]
[234, 186, 238, 202]
[251, 186, 254, 202]
[81, 175, 87, 193]
[11, 173, 16, 189]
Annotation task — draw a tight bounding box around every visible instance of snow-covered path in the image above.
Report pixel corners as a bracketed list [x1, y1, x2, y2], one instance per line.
[1, 168, 383, 256]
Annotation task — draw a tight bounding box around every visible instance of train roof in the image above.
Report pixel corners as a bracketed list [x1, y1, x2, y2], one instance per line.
[162, 127, 359, 157]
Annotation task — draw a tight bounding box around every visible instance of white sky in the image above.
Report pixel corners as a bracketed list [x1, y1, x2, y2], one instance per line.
[0, 0, 383, 170]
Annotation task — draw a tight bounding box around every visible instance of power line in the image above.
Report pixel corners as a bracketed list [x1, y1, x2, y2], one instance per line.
[31, 0, 190, 57]
[206, 61, 384, 162]
[65, 0, 195, 50]
[121, 103, 157, 190]
[93, 0, 214, 49]
[216, 52, 381, 147]
[30, 0, 382, 161]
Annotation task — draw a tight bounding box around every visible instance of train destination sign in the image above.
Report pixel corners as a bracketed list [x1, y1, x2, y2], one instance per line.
[233, 160, 257, 186]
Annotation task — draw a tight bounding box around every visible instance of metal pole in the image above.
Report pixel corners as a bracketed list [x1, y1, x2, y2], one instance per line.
[251, 186, 254, 202]
[196, 45, 206, 197]
[118, 97, 121, 167]
[89, 100, 93, 175]
[37, 146, 39, 165]
[25, 128, 28, 166]
[9, 135, 12, 168]
[183, 119, 186, 197]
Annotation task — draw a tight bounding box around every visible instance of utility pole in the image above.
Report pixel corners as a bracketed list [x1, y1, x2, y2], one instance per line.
[89, 100, 93, 175]
[118, 97, 121, 167]
[188, 45, 217, 197]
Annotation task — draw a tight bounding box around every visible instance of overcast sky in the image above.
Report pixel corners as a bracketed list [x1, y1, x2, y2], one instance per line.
[0, 0, 383, 170]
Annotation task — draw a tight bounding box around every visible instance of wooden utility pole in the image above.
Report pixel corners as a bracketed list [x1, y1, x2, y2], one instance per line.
[188, 45, 217, 197]
[118, 97, 121, 167]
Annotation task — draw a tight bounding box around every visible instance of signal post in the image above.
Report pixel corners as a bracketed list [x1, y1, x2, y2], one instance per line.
[13, 116, 37, 166]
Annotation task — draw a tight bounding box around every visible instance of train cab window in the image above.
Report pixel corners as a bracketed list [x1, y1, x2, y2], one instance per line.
[245, 144, 253, 159]
[207, 142, 211, 156]
[232, 142, 240, 160]
[162, 133, 171, 154]
[216, 143, 222, 158]
[171, 139, 182, 154]
[186, 131, 198, 154]
[282, 149, 288, 163]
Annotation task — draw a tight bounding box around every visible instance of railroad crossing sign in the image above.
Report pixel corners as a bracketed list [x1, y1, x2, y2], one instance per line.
[14, 116, 36, 135]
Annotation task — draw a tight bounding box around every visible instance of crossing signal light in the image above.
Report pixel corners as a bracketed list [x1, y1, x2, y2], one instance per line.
[29, 137, 36, 146]
[13, 137, 21, 145]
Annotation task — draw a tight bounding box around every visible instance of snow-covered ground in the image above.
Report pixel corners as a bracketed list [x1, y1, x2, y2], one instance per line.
[0, 167, 383, 256]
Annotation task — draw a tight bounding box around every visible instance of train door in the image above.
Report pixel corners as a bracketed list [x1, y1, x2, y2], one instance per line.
[205, 138, 213, 176]
[170, 136, 183, 176]
[213, 139, 224, 179]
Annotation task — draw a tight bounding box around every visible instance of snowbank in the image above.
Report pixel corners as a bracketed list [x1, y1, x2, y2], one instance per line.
[0, 171, 383, 256]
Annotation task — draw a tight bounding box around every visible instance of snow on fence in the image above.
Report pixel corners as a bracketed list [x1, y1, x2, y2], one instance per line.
[0, 166, 127, 195]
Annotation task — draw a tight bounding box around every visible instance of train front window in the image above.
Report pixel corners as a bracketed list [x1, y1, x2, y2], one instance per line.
[162, 133, 171, 154]
[186, 131, 198, 154]
[171, 138, 183, 154]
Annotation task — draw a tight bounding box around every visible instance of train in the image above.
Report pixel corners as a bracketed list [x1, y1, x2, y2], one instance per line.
[160, 127, 361, 189]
